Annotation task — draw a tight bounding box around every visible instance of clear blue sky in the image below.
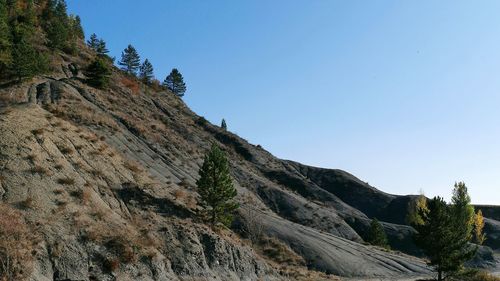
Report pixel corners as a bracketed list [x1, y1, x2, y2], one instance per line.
[67, 1, 500, 205]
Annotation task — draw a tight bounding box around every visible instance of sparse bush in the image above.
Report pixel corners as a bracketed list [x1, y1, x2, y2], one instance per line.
[57, 177, 75, 185]
[260, 237, 305, 267]
[58, 144, 74, 155]
[124, 161, 142, 173]
[103, 257, 120, 273]
[0, 203, 36, 280]
[121, 77, 140, 94]
[31, 165, 49, 175]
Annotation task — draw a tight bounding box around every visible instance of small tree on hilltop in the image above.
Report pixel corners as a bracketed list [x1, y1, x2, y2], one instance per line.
[87, 33, 99, 49]
[96, 39, 109, 56]
[366, 218, 389, 249]
[119, 44, 140, 75]
[196, 144, 238, 227]
[85, 57, 111, 89]
[221, 119, 227, 130]
[139, 59, 154, 84]
[163, 68, 186, 97]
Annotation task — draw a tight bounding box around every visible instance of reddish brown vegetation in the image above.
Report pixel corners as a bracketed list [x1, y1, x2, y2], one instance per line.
[0, 204, 36, 281]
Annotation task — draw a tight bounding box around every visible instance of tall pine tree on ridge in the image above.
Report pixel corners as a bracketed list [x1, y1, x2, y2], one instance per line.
[119, 44, 140, 76]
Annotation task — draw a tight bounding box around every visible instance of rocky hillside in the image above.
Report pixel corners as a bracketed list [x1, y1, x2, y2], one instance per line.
[0, 46, 499, 280]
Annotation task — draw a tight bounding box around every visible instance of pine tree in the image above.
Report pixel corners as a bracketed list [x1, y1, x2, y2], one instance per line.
[44, 0, 71, 51]
[196, 144, 239, 227]
[0, 0, 12, 74]
[413, 183, 477, 281]
[96, 39, 109, 56]
[87, 33, 99, 50]
[139, 59, 154, 84]
[10, 3, 48, 80]
[84, 57, 111, 89]
[71, 15, 84, 39]
[118, 44, 140, 75]
[474, 210, 486, 245]
[221, 119, 227, 130]
[366, 218, 389, 249]
[163, 68, 186, 97]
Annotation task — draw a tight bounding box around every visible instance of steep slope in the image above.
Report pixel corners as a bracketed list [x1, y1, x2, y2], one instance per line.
[0, 51, 497, 280]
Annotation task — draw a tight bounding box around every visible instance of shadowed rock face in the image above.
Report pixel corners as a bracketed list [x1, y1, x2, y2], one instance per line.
[0, 55, 498, 280]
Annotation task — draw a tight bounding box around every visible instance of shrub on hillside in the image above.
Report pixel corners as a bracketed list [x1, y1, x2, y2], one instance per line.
[85, 58, 111, 89]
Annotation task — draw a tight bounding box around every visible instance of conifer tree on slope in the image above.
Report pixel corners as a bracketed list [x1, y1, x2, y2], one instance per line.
[87, 33, 99, 49]
[0, 0, 12, 74]
[221, 119, 227, 130]
[96, 39, 109, 56]
[196, 144, 238, 227]
[139, 59, 154, 84]
[119, 44, 140, 75]
[10, 1, 48, 79]
[366, 218, 389, 249]
[412, 182, 477, 281]
[163, 68, 186, 97]
[85, 57, 111, 89]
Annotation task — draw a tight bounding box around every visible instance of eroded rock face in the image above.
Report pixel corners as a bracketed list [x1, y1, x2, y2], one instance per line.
[0, 69, 497, 280]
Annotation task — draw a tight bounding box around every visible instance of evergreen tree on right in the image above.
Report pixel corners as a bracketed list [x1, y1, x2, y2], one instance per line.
[118, 44, 140, 75]
[139, 59, 154, 84]
[412, 182, 477, 281]
[366, 218, 389, 249]
[196, 144, 238, 227]
[163, 68, 186, 97]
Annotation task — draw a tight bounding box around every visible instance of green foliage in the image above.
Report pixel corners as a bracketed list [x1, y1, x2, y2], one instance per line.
[221, 118, 227, 130]
[84, 57, 111, 89]
[412, 182, 477, 281]
[406, 193, 428, 226]
[474, 210, 486, 245]
[196, 144, 239, 227]
[366, 218, 389, 249]
[118, 44, 140, 75]
[0, 0, 12, 74]
[163, 68, 186, 97]
[139, 59, 154, 84]
[87, 33, 99, 49]
[96, 39, 109, 56]
[9, 3, 48, 80]
[87, 33, 109, 57]
[43, 0, 77, 53]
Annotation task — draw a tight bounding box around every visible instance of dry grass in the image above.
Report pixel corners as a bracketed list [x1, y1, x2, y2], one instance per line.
[124, 160, 142, 173]
[31, 128, 45, 136]
[57, 177, 75, 185]
[58, 144, 74, 155]
[121, 77, 140, 95]
[20, 195, 36, 209]
[104, 257, 120, 273]
[259, 237, 305, 267]
[0, 203, 37, 280]
[31, 165, 49, 175]
[465, 271, 500, 281]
